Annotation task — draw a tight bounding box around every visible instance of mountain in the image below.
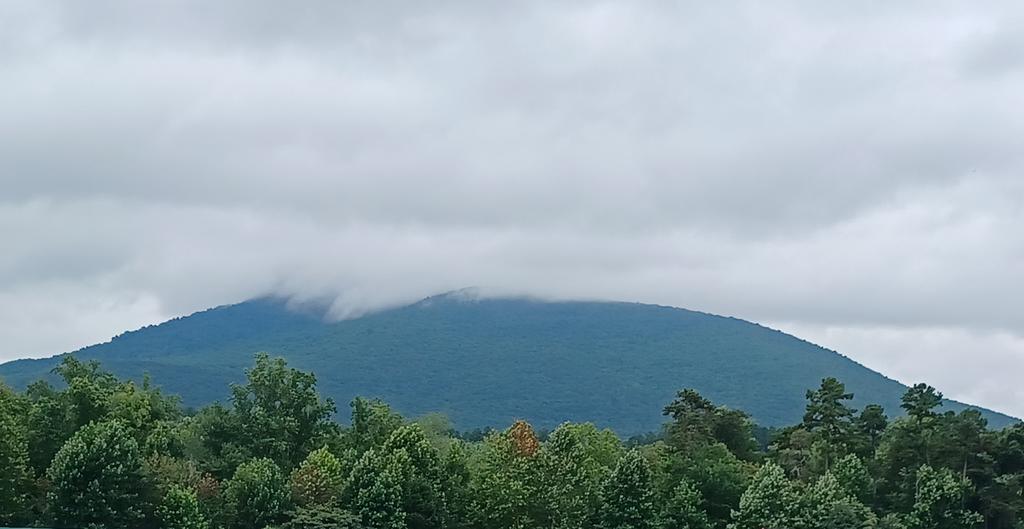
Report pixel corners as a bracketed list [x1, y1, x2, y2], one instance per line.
[0, 293, 1016, 433]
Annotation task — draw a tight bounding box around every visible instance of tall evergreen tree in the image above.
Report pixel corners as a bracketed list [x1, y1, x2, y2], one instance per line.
[802, 377, 856, 470]
[900, 384, 942, 422]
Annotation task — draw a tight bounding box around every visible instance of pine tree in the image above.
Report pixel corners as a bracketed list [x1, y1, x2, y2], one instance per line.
[46, 420, 146, 529]
[729, 462, 800, 529]
[803, 378, 856, 470]
[595, 449, 657, 529]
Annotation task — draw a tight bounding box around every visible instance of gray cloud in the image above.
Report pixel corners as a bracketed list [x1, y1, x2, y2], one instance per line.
[1, 0, 1023, 417]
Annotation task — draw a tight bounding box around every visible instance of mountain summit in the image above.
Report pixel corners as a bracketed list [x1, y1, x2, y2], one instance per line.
[0, 294, 1015, 433]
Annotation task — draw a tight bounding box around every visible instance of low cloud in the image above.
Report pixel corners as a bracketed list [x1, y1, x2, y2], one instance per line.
[1, 0, 1022, 417]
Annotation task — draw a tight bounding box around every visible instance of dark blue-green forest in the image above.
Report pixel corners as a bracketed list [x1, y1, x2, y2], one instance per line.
[0, 293, 1015, 433]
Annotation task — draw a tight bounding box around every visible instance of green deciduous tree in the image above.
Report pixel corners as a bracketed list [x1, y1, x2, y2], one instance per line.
[728, 462, 800, 529]
[346, 448, 408, 529]
[230, 354, 337, 469]
[469, 428, 547, 529]
[350, 397, 405, 453]
[158, 484, 209, 529]
[283, 503, 364, 529]
[0, 383, 32, 526]
[660, 479, 711, 529]
[832, 453, 875, 505]
[46, 420, 146, 529]
[291, 446, 345, 507]
[595, 449, 658, 529]
[224, 457, 290, 529]
[903, 465, 983, 529]
[801, 471, 876, 529]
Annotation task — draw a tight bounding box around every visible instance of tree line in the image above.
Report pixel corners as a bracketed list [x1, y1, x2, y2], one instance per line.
[0, 353, 1022, 529]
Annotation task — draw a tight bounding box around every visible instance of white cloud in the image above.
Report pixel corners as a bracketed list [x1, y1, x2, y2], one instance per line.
[0, 0, 1022, 417]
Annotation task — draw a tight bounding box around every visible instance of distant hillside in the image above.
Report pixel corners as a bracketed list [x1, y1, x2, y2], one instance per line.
[0, 293, 1016, 433]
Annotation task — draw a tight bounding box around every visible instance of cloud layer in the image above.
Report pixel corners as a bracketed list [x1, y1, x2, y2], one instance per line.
[2, 1, 1022, 417]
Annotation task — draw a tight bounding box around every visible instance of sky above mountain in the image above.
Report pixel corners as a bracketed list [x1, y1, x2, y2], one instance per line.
[1, 1, 1022, 417]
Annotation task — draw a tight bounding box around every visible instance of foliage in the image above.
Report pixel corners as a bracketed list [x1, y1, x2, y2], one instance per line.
[283, 503, 364, 529]
[158, 484, 209, 529]
[3, 353, 1017, 529]
[0, 382, 32, 525]
[595, 449, 658, 529]
[728, 462, 801, 529]
[902, 465, 983, 529]
[224, 457, 290, 529]
[291, 446, 345, 507]
[229, 353, 337, 469]
[346, 449, 408, 529]
[660, 479, 711, 529]
[46, 419, 146, 529]
[800, 471, 876, 529]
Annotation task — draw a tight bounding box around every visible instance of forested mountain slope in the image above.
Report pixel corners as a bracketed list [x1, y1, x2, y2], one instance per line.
[0, 293, 1015, 432]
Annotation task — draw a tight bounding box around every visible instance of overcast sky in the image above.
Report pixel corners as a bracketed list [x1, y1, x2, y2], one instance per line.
[1, 1, 1022, 417]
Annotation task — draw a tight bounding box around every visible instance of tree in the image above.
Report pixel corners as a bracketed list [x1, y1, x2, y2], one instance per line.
[728, 462, 800, 529]
[350, 397, 404, 453]
[832, 453, 874, 505]
[660, 480, 711, 529]
[853, 404, 889, 457]
[381, 424, 445, 529]
[46, 420, 146, 529]
[801, 472, 875, 529]
[595, 449, 658, 529]
[901, 384, 942, 422]
[663, 390, 757, 460]
[904, 465, 982, 529]
[346, 449, 408, 529]
[542, 423, 622, 529]
[656, 440, 751, 527]
[158, 485, 209, 529]
[291, 446, 345, 507]
[0, 383, 32, 526]
[469, 429, 547, 529]
[802, 378, 856, 470]
[224, 457, 290, 529]
[230, 353, 337, 469]
[24, 380, 73, 476]
[284, 503, 365, 529]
